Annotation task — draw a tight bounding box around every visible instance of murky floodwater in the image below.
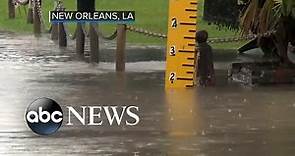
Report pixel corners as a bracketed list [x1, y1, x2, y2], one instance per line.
[0, 32, 295, 156]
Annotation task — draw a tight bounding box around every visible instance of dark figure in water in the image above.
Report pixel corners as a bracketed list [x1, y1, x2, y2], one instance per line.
[195, 30, 215, 86]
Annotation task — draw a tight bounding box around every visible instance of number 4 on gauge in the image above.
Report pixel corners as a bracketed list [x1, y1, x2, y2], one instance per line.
[171, 18, 177, 28]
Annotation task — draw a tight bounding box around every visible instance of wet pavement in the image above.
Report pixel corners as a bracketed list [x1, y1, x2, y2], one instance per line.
[0, 32, 295, 156]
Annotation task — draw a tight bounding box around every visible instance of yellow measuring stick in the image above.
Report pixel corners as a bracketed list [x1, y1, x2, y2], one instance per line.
[165, 0, 198, 89]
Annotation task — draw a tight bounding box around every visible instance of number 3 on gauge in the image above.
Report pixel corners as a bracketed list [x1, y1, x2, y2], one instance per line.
[169, 72, 176, 84]
[170, 45, 176, 56]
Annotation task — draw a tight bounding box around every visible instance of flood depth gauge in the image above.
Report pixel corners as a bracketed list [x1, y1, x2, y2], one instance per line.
[165, 0, 198, 89]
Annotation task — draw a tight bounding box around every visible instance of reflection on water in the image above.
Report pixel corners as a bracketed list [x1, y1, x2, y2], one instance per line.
[0, 33, 295, 155]
[166, 89, 201, 155]
[166, 89, 200, 137]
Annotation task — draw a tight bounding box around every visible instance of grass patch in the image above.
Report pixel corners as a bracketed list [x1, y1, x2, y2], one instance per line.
[0, 0, 245, 49]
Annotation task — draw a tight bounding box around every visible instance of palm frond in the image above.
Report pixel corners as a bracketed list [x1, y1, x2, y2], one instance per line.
[240, 0, 295, 34]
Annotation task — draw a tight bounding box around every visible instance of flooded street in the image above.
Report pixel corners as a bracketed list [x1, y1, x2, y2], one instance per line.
[0, 32, 295, 156]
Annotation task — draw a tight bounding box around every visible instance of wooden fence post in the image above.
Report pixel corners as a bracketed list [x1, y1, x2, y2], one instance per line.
[51, 24, 58, 40]
[116, 24, 126, 71]
[58, 23, 67, 47]
[76, 0, 95, 58]
[89, 24, 99, 63]
[76, 23, 85, 57]
[33, 0, 41, 36]
[8, 0, 15, 19]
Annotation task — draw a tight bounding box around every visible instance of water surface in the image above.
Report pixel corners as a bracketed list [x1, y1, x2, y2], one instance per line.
[0, 33, 295, 156]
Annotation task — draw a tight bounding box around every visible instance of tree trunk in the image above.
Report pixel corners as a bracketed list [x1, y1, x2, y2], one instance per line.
[8, 0, 15, 19]
[274, 18, 291, 65]
[27, 8, 34, 23]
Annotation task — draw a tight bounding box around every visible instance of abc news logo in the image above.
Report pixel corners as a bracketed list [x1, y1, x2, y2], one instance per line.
[25, 98, 140, 135]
